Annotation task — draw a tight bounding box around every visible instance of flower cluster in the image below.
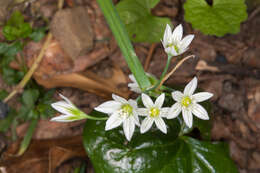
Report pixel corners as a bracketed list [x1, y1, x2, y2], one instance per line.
[50, 24, 213, 141]
[95, 76, 213, 141]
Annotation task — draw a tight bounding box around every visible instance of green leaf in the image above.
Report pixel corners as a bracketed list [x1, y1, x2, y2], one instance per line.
[6, 11, 24, 27]
[96, 0, 151, 90]
[83, 113, 238, 173]
[17, 118, 38, 155]
[0, 43, 9, 54]
[29, 27, 46, 42]
[116, 0, 171, 43]
[22, 89, 40, 108]
[0, 108, 16, 132]
[184, 0, 248, 36]
[3, 11, 32, 40]
[0, 90, 8, 100]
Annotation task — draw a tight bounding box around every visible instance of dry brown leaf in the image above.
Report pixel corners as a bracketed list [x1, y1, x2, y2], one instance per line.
[16, 120, 84, 140]
[0, 136, 86, 173]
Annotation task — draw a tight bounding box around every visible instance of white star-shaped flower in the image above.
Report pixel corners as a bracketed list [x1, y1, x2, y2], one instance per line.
[167, 77, 213, 128]
[51, 94, 88, 122]
[162, 24, 194, 56]
[94, 94, 140, 141]
[138, 93, 169, 134]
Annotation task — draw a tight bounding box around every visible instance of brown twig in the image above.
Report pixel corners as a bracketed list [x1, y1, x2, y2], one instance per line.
[156, 55, 195, 90]
[144, 43, 157, 71]
[3, 34, 53, 103]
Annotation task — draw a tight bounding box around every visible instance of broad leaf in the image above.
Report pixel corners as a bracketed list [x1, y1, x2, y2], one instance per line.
[83, 111, 238, 173]
[184, 0, 247, 36]
[116, 0, 171, 43]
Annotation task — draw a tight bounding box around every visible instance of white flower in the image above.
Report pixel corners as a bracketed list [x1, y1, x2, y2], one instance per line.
[128, 74, 142, 93]
[167, 77, 213, 128]
[94, 94, 140, 141]
[128, 73, 156, 93]
[51, 94, 88, 122]
[162, 24, 194, 56]
[138, 93, 169, 134]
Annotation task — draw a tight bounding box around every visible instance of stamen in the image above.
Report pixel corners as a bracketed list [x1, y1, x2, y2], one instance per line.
[181, 96, 192, 107]
[121, 104, 133, 117]
[149, 107, 160, 118]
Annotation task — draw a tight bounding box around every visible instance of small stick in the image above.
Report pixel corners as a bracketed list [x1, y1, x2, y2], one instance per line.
[156, 55, 195, 90]
[3, 33, 53, 103]
[144, 43, 157, 71]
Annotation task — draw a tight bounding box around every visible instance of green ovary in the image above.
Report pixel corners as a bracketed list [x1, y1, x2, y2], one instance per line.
[121, 104, 133, 115]
[167, 43, 179, 53]
[181, 96, 192, 107]
[149, 107, 160, 118]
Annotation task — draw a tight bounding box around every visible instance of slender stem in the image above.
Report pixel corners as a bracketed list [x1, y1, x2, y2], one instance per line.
[96, 0, 151, 90]
[156, 55, 195, 90]
[86, 115, 108, 121]
[151, 55, 172, 90]
[3, 34, 53, 103]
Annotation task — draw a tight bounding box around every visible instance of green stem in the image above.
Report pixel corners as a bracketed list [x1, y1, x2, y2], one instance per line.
[96, 0, 151, 90]
[153, 55, 172, 90]
[86, 115, 108, 121]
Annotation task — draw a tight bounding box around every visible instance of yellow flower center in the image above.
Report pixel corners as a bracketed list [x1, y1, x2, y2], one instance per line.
[121, 104, 133, 116]
[181, 96, 192, 107]
[149, 107, 160, 118]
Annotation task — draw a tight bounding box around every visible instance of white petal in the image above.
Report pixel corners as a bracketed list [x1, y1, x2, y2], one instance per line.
[137, 108, 148, 116]
[140, 117, 154, 133]
[165, 47, 175, 55]
[50, 115, 76, 122]
[192, 92, 213, 102]
[128, 83, 142, 93]
[51, 102, 75, 116]
[155, 93, 165, 108]
[141, 93, 154, 108]
[133, 111, 140, 126]
[191, 103, 209, 120]
[128, 99, 138, 109]
[172, 91, 184, 102]
[167, 103, 182, 119]
[129, 74, 137, 83]
[180, 34, 194, 50]
[184, 77, 197, 96]
[160, 107, 170, 117]
[59, 94, 73, 105]
[105, 112, 123, 130]
[94, 101, 122, 114]
[171, 48, 178, 56]
[182, 108, 193, 128]
[123, 117, 135, 141]
[155, 117, 167, 134]
[172, 24, 183, 43]
[112, 94, 128, 104]
[163, 24, 172, 45]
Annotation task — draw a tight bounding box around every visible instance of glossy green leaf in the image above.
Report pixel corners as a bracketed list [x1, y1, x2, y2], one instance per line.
[184, 0, 248, 36]
[116, 0, 171, 43]
[83, 111, 238, 173]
